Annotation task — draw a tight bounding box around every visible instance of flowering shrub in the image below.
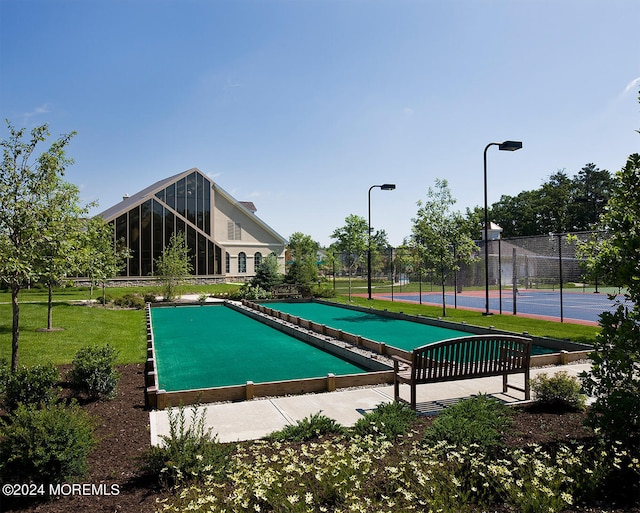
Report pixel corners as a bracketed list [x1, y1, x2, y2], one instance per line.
[157, 431, 639, 512]
[142, 404, 232, 489]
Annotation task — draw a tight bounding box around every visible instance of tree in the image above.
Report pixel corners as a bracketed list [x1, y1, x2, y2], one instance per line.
[369, 228, 391, 280]
[569, 163, 614, 230]
[0, 121, 76, 371]
[34, 178, 92, 330]
[284, 232, 319, 288]
[250, 253, 282, 291]
[410, 179, 478, 316]
[576, 94, 640, 454]
[330, 215, 368, 301]
[538, 170, 573, 234]
[78, 217, 131, 305]
[154, 231, 192, 301]
[488, 166, 613, 237]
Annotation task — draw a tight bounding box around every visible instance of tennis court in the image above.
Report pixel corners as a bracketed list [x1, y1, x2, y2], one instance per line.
[374, 289, 629, 324]
[150, 304, 369, 392]
[263, 301, 556, 355]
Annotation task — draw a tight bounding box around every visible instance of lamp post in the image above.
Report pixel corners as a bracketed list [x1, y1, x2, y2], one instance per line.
[368, 183, 396, 300]
[483, 141, 522, 315]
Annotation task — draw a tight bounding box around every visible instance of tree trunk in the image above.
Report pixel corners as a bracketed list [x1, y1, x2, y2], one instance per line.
[11, 280, 20, 372]
[441, 269, 447, 318]
[47, 282, 54, 330]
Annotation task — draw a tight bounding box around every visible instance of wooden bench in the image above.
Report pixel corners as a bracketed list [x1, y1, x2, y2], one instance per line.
[270, 284, 302, 299]
[392, 335, 532, 410]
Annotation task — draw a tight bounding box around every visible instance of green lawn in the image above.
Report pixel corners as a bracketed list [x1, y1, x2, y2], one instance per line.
[0, 279, 599, 369]
[0, 303, 147, 366]
[0, 283, 243, 367]
[331, 295, 599, 344]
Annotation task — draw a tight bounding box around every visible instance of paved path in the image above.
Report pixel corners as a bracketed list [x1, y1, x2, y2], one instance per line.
[149, 362, 591, 445]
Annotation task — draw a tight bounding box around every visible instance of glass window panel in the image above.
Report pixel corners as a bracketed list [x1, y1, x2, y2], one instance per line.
[115, 215, 127, 276]
[176, 178, 186, 217]
[186, 172, 196, 224]
[153, 200, 164, 270]
[164, 210, 175, 248]
[203, 178, 211, 235]
[198, 233, 206, 275]
[187, 226, 197, 274]
[129, 205, 140, 276]
[225, 252, 230, 274]
[208, 240, 215, 275]
[254, 252, 262, 271]
[216, 245, 222, 274]
[116, 214, 127, 244]
[176, 218, 186, 240]
[196, 173, 204, 230]
[155, 189, 165, 202]
[165, 183, 176, 210]
[141, 200, 152, 276]
[238, 252, 247, 273]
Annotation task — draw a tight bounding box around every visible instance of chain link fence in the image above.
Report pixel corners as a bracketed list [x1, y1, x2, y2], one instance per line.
[329, 232, 632, 323]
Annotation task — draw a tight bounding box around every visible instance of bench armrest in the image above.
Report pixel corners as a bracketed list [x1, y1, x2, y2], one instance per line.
[391, 354, 412, 368]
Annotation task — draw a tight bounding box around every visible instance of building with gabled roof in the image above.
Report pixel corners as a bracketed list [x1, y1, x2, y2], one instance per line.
[97, 168, 287, 280]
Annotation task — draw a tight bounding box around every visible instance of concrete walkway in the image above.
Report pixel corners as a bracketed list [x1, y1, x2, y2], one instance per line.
[149, 362, 591, 445]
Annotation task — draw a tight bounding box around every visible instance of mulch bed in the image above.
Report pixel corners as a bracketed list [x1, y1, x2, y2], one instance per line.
[4, 364, 161, 512]
[3, 365, 639, 512]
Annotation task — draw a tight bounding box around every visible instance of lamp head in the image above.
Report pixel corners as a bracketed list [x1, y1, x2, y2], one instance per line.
[380, 184, 396, 190]
[498, 140, 523, 151]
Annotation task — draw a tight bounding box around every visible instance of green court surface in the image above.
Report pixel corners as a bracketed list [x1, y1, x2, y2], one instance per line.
[150, 305, 368, 392]
[264, 301, 555, 355]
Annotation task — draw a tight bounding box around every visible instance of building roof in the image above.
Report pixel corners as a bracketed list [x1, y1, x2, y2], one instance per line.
[97, 168, 192, 221]
[97, 167, 287, 245]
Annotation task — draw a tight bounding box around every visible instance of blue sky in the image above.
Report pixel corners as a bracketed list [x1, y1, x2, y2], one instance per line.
[2, 0, 639, 247]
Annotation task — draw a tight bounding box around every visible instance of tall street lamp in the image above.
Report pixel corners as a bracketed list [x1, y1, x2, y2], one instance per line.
[483, 141, 522, 315]
[368, 183, 396, 300]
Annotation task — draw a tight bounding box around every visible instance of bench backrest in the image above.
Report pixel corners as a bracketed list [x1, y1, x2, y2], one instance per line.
[271, 284, 302, 298]
[411, 335, 532, 384]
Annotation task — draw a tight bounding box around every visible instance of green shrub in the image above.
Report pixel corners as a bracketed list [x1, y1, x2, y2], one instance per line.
[352, 401, 417, 439]
[70, 344, 120, 400]
[141, 404, 232, 489]
[0, 403, 95, 484]
[144, 292, 158, 303]
[2, 363, 60, 410]
[113, 293, 146, 309]
[531, 371, 587, 411]
[266, 412, 345, 442]
[423, 394, 512, 451]
[581, 306, 640, 454]
[96, 294, 112, 305]
[312, 283, 336, 298]
[234, 284, 272, 300]
[0, 359, 8, 397]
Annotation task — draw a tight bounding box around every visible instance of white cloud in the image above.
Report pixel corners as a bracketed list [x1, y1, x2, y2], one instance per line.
[623, 76, 640, 95]
[23, 103, 51, 123]
[206, 171, 223, 180]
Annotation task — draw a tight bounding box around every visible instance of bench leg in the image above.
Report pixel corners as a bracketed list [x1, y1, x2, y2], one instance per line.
[394, 377, 399, 403]
[410, 384, 416, 411]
